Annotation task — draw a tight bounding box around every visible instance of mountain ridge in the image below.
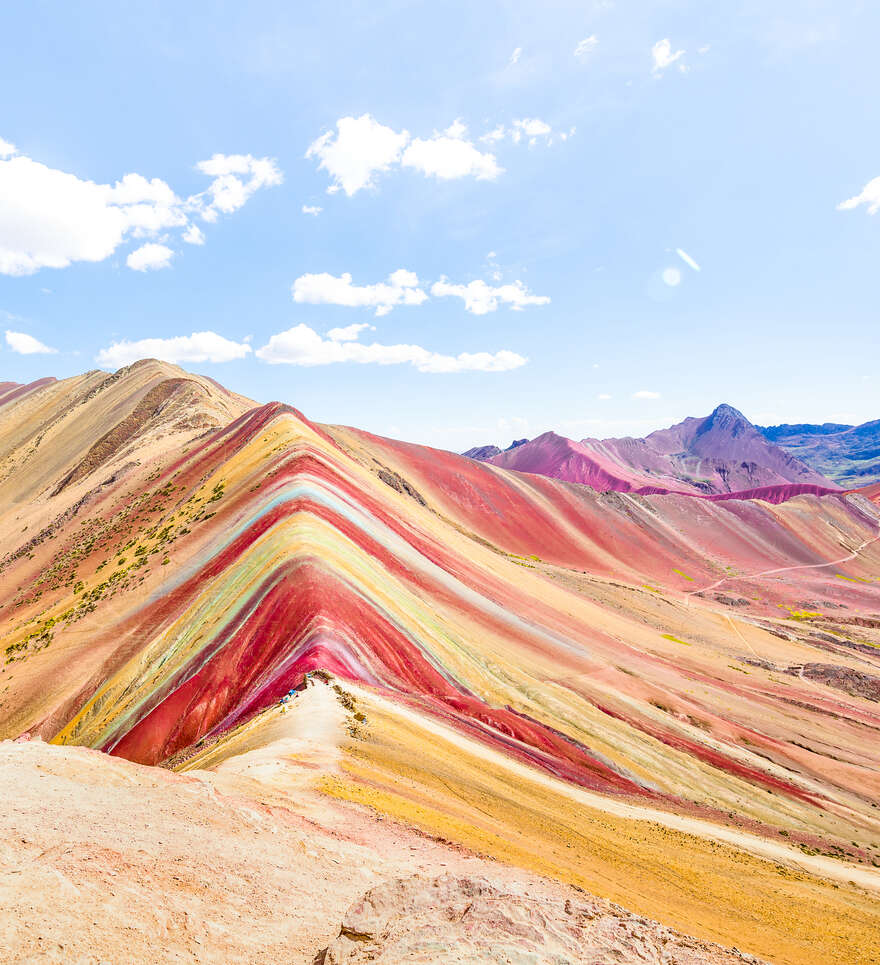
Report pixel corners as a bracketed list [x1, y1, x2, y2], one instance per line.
[475, 403, 838, 499]
[757, 418, 880, 487]
[2, 362, 880, 965]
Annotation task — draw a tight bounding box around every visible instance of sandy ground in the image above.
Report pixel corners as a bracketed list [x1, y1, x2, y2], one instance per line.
[0, 685, 761, 965]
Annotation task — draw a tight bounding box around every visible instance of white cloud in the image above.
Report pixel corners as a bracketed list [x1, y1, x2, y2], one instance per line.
[0, 139, 281, 275]
[291, 269, 547, 317]
[307, 115, 502, 194]
[698, 44, 711, 55]
[95, 331, 252, 367]
[481, 118, 569, 147]
[126, 243, 174, 272]
[661, 267, 681, 286]
[509, 47, 522, 65]
[327, 322, 375, 342]
[302, 204, 322, 216]
[574, 36, 598, 58]
[5, 330, 57, 354]
[183, 224, 205, 245]
[511, 118, 552, 145]
[105, 173, 186, 237]
[481, 125, 506, 144]
[193, 154, 283, 220]
[402, 122, 502, 181]
[431, 277, 550, 314]
[256, 323, 526, 373]
[306, 115, 410, 196]
[837, 176, 880, 215]
[292, 268, 427, 316]
[652, 38, 685, 74]
[675, 248, 701, 271]
[633, 390, 661, 399]
[597, 393, 612, 400]
[0, 154, 144, 275]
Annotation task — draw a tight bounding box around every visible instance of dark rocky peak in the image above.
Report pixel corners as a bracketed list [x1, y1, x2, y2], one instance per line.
[463, 444, 502, 461]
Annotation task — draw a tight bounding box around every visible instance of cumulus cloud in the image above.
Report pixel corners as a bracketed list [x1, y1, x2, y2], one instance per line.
[0, 139, 281, 275]
[256, 323, 526, 373]
[511, 118, 552, 144]
[182, 224, 205, 245]
[306, 115, 502, 194]
[5, 329, 57, 354]
[302, 204, 322, 216]
[431, 277, 550, 315]
[292, 268, 427, 316]
[193, 154, 283, 221]
[326, 322, 375, 342]
[95, 331, 252, 367]
[837, 176, 880, 215]
[652, 38, 685, 74]
[633, 390, 661, 399]
[661, 267, 681, 287]
[0, 154, 143, 275]
[126, 243, 174, 272]
[306, 115, 410, 196]
[402, 122, 502, 181]
[290, 268, 549, 317]
[574, 36, 598, 58]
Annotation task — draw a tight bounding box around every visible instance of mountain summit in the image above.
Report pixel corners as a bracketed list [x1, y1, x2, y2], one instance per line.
[468, 404, 838, 497]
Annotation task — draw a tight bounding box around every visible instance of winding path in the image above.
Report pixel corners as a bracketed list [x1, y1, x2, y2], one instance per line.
[687, 527, 880, 602]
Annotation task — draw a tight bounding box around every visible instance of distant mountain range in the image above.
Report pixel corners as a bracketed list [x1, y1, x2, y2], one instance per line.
[464, 404, 880, 497]
[757, 419, 880, 488]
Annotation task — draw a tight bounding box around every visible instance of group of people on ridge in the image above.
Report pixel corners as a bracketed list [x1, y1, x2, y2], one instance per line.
[278, 688, 297, 713]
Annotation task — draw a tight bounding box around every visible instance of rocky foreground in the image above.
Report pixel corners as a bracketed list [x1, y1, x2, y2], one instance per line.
[1, 725, 762, 965]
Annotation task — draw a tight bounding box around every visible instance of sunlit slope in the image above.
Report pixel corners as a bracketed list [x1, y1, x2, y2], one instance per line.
[176, 676, 880, 965]
[0, 358, 252, 507]
[324, 685, 880, 965]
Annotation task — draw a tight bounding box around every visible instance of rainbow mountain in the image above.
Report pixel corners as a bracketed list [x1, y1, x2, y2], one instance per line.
[2, 360, 880, 964]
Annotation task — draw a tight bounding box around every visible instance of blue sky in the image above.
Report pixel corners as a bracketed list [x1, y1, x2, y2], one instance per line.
[1, 0, 878, 450]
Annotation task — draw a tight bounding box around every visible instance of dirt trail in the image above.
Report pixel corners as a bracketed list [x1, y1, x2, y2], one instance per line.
[688, 527, 880, 601]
